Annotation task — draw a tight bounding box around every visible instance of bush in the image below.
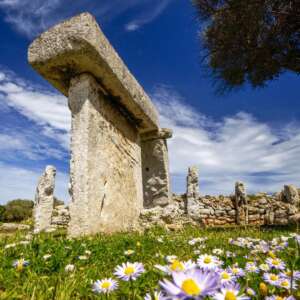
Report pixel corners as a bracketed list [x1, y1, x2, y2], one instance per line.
[0, 205, 5, 222]
[3, 199, 34, 222]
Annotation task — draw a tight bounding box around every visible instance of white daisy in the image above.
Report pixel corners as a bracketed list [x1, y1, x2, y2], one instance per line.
[263, 273, 280, 286]
[213, 284, 249, 300]
[114, 262, 145, 281]
[266, 257, 286, 270]
[92, 278, 118, 294]
[65, 264, 75, 272]
[197, 255, 222, 270]
[155, 259, 196, 274]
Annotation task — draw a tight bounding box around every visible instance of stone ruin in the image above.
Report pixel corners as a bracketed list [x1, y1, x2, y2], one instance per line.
[34, 166, 56, 232]
[29, 13, 172, 236]
[140, 167, 300, 230]
[31, 13, 300, 235]
[234, 181, 248, 225]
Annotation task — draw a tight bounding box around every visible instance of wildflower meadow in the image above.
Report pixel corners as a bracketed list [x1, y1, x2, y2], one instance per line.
[0, 226, 299, 299]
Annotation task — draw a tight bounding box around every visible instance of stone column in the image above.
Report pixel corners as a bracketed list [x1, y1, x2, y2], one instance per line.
[235, 181, 248, 225]
[34, 166, 56, 232]
[67, 74, 143, 236]
[141, 128, 173, 208]
[185, 166, 200, 214]
[28, 13, 161, 237]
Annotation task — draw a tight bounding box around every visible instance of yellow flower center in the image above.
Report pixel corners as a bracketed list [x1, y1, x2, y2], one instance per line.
[285, 271, 292, 276]
[204, 257, 212, 264]
[272, 259, 279, 266]
[101, 281, 112, 289]
[16, 260, 24, 271]
[275, 297, 283, 300]
[281, 280, 289, 287]
[225, 291, 237, 300]
[270, 274, 278, 281]
[124, 266, 135, 275]
[170, 260, 185, 271]
[222, 272, 230, 280]
[232, 268, 238, 274]
[181, 279, 201, 296]
[268, 251, 276, 259]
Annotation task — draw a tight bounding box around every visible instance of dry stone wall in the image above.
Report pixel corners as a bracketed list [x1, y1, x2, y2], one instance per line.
[139, 167, 300, 230]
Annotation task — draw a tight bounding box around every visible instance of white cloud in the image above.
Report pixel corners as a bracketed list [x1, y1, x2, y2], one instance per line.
[0, 69, 70, 151]
[125, 0, 173, 32]
[0, 0, 173, 37]
[152, 85, 300, 195]
[0, 162, 69, 204]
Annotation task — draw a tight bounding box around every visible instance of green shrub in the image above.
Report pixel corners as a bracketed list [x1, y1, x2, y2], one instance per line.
[0, 205, 5, 222]
[3, 199, 34, 222]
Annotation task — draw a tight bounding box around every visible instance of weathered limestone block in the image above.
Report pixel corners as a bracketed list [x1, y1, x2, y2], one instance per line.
[28, 13, 161, 237]
[0, 223, 30, 233]
[34, 166, 56, 232]
[185, 166, 200, 214]
[67, 74, 143, 236]
[51, 205, 70, 227]
[282, 185, 300, 206]
[141, 129, 172, 208]
[234, 181, 248, 225]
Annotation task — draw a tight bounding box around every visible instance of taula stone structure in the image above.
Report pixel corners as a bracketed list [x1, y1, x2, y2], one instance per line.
[34, 166, 56, 232]
[141, 128, 173, 208]
[234, 181, 248, 225]
[28, 13, 172, 237]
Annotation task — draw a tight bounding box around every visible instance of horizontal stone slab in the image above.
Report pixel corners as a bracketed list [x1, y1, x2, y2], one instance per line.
[28, 13, 159, 132]
[141, 128, 173, 141]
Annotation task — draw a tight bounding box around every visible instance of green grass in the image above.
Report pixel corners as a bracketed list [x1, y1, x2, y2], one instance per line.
[0, 226, 299, 299]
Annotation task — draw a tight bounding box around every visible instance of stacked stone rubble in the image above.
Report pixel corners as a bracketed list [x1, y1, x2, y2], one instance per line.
[139, 168, 300, 230]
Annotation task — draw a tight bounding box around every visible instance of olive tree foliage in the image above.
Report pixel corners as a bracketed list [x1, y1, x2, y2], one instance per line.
[192, 0, 300, 92]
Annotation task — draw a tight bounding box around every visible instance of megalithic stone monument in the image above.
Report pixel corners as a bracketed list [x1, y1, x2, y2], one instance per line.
[141, 128, 173, 208]
[185, 166, 200, 214]
[34, 166, 56, 232]
[28, 13, 172, 237]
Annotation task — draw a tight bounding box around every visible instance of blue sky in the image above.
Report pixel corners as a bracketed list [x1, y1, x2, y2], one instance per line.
[0, 0, 299, 203]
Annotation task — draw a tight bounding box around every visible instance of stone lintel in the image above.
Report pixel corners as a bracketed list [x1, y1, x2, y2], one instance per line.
[28, 12, 159, 133]
[141, 128, 173, 142]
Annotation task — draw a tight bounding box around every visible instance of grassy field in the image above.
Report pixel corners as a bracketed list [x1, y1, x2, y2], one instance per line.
[0, 226, 299, 299]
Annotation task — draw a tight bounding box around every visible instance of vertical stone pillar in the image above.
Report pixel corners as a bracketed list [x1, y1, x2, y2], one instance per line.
[235, 181, 248, 225]
[67, 74, 143, 236]
[34, 166, 56, 232]
[282, 185, 300, 206]
[185, 166, 200, 214]
[141, 129, 172, 208]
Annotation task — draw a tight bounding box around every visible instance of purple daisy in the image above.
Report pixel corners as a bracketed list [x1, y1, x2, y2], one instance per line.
[160, 268, 220, 299]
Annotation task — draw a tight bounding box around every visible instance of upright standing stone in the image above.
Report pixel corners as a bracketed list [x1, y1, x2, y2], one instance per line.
[34, 166, 56, 232]
[28, 13, 160, 237]
[234, 181, 248, 225]
[141, 128, 172, 208]
[282, 185, 300, 206]
[185, 166, 200, 214]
